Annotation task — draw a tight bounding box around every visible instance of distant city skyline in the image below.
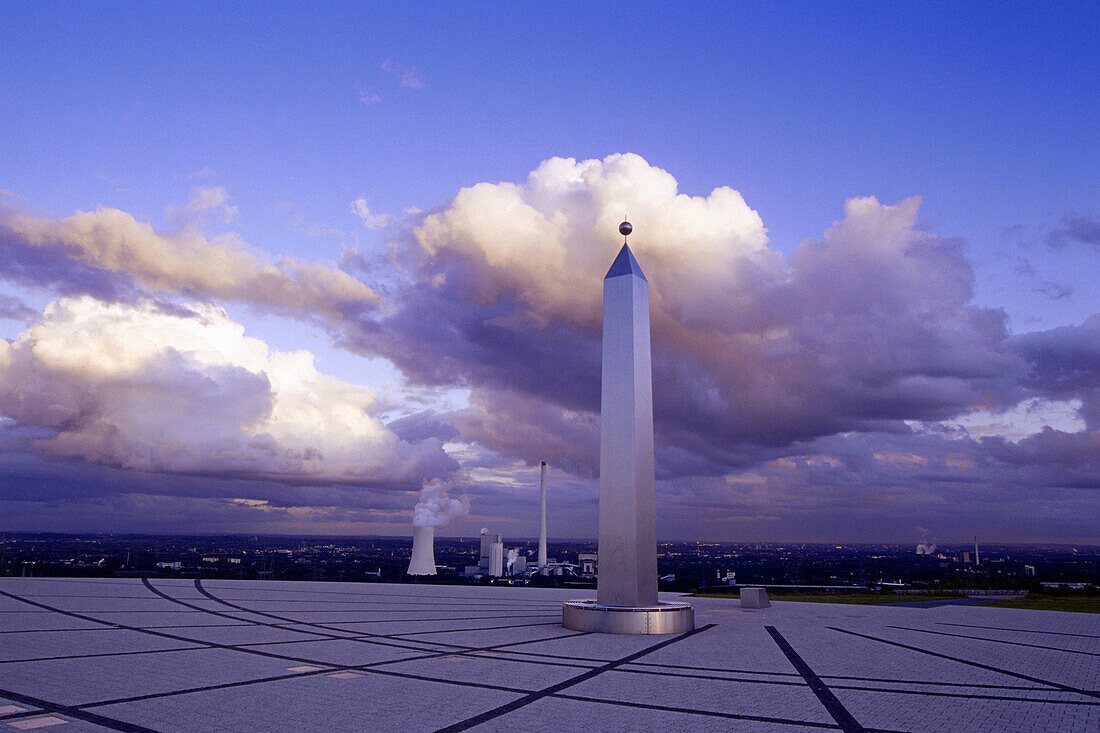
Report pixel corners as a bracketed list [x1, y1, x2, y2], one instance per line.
[0, 2, 1097, 543]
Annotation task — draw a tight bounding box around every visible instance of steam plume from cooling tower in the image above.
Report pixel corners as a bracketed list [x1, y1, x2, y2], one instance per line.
[413, 479, 468, 527]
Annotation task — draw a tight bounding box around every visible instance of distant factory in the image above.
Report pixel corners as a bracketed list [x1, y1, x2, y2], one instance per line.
[406, 461, 599, 582]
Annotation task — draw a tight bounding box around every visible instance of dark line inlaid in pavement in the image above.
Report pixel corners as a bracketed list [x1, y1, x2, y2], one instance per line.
[766, 626, 865, 732]
[1, 585, 600, 716]
[279, 613, 563, 623]
[828, 626, 1100, 699]
[819, 674, 1051, 690]
[191, 578, 514, 653]
[886, 624, 1100, 657]
[143, 578, 453, 656]
[617, 663, 1098, 705]
[0, 621, 300, 634]
[0, 685, 161, 733]
[70, 628, 587, 711]
[0, 645, 201, 665]
[161, 579, 595, 665]
[79, 658, 531, 712]
[0, 587, 368, 667]
[552, 691, 850, 730]
[935, 621, 1100, 640]
[629, 659, 801, 677]
[433, 623, 717, 733]
[385, 620, 562, 636]
[826, 683, 1098, 705]
[194, 581, 568, 606]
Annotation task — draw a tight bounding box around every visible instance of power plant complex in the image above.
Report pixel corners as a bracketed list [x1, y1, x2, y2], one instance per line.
[407, 460, 554, 578]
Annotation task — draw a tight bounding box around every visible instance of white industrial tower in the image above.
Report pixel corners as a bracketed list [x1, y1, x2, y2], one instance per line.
[538, 461, 548, 572]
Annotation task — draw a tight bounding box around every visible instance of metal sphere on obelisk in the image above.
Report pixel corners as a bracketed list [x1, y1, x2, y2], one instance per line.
[562, 221, 694, 634]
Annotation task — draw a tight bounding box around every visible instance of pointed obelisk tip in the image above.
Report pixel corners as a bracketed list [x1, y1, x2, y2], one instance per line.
[605, 220, 647, 281]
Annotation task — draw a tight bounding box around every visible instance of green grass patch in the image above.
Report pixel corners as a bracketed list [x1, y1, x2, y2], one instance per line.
[693, 590, 1100, 613]
[692, 591, 964, 605]
[978, 595, 1100, 614]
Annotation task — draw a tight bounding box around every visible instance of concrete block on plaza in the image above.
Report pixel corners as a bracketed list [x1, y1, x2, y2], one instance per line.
[740, 587, 771, 608]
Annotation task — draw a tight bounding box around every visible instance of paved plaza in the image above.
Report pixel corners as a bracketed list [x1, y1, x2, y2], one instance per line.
[0, 577, 1096, 732]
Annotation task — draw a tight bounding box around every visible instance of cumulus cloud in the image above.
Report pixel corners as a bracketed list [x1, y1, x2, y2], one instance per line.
[0, 296, 454, 485]
[410, 154, 772, 330]
[2, 154, 1096, 539]
[447, 388, 599, 477]
[0, 294, 34, 321]
[0, 197, 379, 320]
[1012, 315, 1100, 428]
[353, 154, 1024, 476]
[351, 198, 394, 230]
[641, 424, 1099, 542]
[166, 186, 239, 227]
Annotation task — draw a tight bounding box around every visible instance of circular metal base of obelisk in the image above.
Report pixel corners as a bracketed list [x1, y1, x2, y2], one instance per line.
[562, 600, 694, 635]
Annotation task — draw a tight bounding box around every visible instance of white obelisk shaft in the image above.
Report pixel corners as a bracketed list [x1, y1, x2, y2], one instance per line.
[596, 244, 658, 608]
[538, 461, 548, 571]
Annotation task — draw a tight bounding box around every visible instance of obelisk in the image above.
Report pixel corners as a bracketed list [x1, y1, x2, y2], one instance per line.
[562, 221, 693, 634]
[596, 227, 658, 607]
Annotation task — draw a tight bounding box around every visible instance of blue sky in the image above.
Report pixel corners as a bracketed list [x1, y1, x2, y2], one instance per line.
[0, 2, 1097, 543]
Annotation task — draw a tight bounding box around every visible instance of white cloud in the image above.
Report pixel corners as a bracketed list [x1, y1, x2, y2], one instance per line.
[943, 397, 1086, 441]
[0, 201, 379, 317]
[351, 198, 394, 230]
[360, 153, 1021, 475]
[167, 186, 239, 226]
[0, 296, 452, 483]
[412, 153, 774, 329]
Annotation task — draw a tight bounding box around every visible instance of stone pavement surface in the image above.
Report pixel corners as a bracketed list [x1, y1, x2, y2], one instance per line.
[0, 578, 1096, 732]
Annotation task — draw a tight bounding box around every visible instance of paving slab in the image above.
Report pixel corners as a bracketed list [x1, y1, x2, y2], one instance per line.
[1, 578, 1096, 732]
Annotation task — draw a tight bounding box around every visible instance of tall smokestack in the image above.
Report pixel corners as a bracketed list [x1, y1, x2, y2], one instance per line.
[538, 461, 548, 572]
[407, 525, 437, 575]
[974, 536, 980, 566]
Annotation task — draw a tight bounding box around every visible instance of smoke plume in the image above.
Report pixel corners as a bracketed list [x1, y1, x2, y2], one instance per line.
[506, 547, 518, 572]
[412, 479, 468, 527]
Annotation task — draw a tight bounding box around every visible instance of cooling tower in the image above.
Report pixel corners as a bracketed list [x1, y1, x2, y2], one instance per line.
[407, 525, 437, 575]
